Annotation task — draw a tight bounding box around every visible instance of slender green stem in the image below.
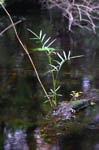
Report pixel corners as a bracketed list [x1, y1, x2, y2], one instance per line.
[46, 52, 57, 106]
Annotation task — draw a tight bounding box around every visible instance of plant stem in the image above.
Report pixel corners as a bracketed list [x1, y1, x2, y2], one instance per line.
[46, 52, 57, 106]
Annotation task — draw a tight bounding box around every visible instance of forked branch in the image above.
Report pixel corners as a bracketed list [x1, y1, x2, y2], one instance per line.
[43, 0, 99, 32]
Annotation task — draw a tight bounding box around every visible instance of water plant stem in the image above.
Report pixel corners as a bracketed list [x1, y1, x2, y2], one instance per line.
[46, 52, 57, 106]
[0, 2, 54, 108]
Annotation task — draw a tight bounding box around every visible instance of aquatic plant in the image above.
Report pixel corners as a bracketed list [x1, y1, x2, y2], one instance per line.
[28, 29, 83, 107]
[0, 0, 4, 3]
[70, 91, 83, 101]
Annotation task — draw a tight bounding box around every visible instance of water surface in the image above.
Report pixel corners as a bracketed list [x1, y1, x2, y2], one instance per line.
[0, 6, 99, 150]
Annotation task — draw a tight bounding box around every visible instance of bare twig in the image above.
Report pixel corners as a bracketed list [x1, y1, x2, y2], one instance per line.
[46, 0, 99, 32]
[0, 20, 22, 36]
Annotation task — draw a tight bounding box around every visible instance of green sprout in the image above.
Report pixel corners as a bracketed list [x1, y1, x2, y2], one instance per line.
[70, 91, 83, 101]
[28, 29, 83, 108]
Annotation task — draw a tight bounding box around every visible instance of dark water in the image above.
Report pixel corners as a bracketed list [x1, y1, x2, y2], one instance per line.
[0, 6, 99, 150]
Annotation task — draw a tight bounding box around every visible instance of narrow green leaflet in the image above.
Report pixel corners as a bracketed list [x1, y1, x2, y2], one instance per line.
[33, 47, 55, 51]
[0, 0, 4, 4]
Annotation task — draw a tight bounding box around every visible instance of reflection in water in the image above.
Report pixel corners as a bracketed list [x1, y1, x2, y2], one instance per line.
[34, 128, 59, 150]
[88, 114, 99, 130]
[82, 76, 90, 93]
[59, 134, 99, 150]
[95, 144, 99, 150]
[4, 130, 28, 150]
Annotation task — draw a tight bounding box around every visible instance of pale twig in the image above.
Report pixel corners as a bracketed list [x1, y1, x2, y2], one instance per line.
[77, 6, 82, 21]
[47, 0, 99, 32]
[0, 20, 22, 36]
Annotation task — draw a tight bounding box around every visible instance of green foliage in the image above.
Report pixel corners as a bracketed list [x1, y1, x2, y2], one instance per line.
[28, 29, 59, 107]
[0, 0, 4, 4]
[27, 29, 56, 52]
[90, 101, 96, 106]
[70, 91, 83, 101]
[71, 100, 86, 107]
[34, 47, 55, 51]
[28, 29, 83, 108]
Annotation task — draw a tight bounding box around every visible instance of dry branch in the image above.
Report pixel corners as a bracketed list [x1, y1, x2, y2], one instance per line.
[44, 0, 99, 32]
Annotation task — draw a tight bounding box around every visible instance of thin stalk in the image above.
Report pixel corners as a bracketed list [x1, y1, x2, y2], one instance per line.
[0, 2, 54, 108]
[0, 20, 22, 36]
[46, 52, 57, 106]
